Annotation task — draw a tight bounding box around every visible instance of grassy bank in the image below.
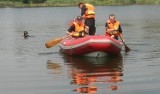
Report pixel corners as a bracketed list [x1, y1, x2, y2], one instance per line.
[0, 0, 160, 8]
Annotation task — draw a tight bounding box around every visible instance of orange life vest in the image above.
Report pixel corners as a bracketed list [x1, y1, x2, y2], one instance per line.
[83, 3, 95, 19]
[72, 22, 85, 37]
[73, 22, 85, 32]
[106, 20, 120, 36]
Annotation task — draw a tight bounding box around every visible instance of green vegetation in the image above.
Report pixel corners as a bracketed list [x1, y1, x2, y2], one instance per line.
[0, 0, 160, 7]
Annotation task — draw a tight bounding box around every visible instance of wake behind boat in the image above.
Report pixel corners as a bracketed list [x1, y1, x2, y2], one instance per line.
[59, 35, 122, 57]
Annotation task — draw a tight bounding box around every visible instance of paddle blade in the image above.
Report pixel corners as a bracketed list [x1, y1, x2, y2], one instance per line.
[125, 45, 131, 52]
[45, 38, 63, 48]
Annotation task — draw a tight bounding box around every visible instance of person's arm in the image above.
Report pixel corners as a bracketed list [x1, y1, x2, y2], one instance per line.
[66, 25, 75, 35]
[119, 25, 122, 33]
[118, 25, 125, 42]
[81, 5, 87, 18]
[119, 33, 125, 42]
[105, 22, 115, 34]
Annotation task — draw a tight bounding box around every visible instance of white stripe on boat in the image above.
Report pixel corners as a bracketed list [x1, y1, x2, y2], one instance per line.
[59, 39, 122, 50]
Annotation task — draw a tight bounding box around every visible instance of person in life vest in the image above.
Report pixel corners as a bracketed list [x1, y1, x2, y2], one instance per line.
[23, 31, 29, 38]
[105, 14, 125, 42]
[66, 16, 89, 37]
[79, 3, 96, 35]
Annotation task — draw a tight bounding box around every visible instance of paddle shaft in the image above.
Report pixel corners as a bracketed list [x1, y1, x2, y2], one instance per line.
[45, 35, 70, 48]
[119, 33, 131, 52]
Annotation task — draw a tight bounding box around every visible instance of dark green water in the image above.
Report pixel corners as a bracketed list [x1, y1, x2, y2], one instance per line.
[0, 5, 160, 94]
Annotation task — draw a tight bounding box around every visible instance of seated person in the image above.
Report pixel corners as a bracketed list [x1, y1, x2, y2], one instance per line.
[66, 16, 89, 38]
[105, 14, 125, 42]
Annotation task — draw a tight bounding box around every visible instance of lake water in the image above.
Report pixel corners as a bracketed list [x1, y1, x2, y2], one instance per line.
[0, 5, 160, 94]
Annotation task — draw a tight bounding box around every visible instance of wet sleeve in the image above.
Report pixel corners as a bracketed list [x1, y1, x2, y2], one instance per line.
[81, 5, 87, 16]
[119, 25, 122, 33]
[105, 23, 109, 29]
[67, 25, 75, 32]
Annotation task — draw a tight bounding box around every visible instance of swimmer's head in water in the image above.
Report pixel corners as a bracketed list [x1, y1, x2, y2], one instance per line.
[24, 31, 29, 38]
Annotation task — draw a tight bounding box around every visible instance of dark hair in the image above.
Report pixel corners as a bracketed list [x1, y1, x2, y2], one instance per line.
[79, 3, 83, 7]
[109, 14, 115, 18]
[24, 31, 29, 38]
[24, 31, 28, 34]
[76, 16, 83, 20]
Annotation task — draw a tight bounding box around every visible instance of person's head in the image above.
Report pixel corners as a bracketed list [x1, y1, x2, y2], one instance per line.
[109, 14, 116, 23]
[76, 16, 83, 25]
[24, 31, 29, 38]
[79, 3, 84, 8]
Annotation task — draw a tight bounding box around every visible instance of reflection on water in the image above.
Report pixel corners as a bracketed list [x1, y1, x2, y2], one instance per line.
[47, 60, 62, 70]
[47, 54, 124, 93]
[0, 5, 160, 94]
[47, 60, 63, 74]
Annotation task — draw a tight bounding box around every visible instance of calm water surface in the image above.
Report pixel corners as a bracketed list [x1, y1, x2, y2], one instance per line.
[0, 5, 160, 94]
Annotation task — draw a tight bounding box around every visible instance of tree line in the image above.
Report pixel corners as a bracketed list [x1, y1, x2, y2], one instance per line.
[0, 0, 47, 3]
[0, 0, 160, 7]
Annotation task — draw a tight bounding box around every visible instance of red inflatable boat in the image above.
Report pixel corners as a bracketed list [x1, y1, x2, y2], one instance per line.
[59, 35, 122, 57]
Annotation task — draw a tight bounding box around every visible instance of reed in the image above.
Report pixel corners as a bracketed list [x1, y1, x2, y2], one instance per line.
[0, 0, 160, 8]
[47, 0, 160, 5]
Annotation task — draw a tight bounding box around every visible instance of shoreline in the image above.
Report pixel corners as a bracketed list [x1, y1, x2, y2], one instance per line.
[0, 2, 160, 8]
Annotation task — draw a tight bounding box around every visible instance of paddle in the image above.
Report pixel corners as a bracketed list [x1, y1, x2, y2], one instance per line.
[45, 35, 70, 48]
[119, 34, 131, 52]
